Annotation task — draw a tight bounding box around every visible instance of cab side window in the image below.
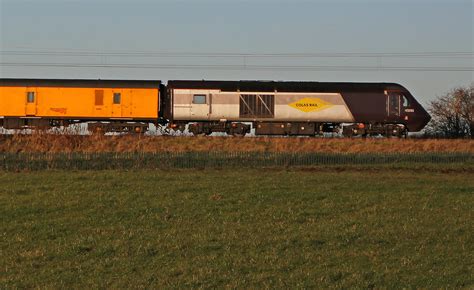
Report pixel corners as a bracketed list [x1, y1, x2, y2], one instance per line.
[401, 94, 411, 108]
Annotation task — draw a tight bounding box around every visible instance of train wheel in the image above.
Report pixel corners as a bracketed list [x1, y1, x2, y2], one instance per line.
[93, 127, 104, 135]
[401, 129, 408, 138]
[134, 126, 143, 134]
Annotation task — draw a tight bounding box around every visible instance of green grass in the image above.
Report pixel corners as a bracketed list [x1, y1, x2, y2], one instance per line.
[1, 169, 473, 288]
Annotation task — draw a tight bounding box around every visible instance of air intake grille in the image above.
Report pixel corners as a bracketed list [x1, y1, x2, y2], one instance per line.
[239, 94, 274, 118]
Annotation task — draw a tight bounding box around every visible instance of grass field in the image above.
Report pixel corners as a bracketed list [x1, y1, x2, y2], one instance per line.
[1, 169, 473, 288]
[1, 134, 473, 153]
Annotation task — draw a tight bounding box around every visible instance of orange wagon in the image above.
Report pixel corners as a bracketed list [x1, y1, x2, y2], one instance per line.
[0, 79, 163, 133]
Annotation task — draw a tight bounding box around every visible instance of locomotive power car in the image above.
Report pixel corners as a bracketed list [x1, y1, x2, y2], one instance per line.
[165, 80, 430, 137]
[0, 78, 431, 137]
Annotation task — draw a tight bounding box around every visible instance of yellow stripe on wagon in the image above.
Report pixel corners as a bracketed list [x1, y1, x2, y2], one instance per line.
[288, 97, 334, 113]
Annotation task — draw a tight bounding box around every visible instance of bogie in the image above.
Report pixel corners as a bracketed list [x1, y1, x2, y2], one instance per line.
[186, 122, 251, 136]
[342, 123, 407, 138]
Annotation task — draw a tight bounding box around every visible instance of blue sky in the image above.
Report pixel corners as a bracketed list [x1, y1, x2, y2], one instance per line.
[0, 0, 472, 104]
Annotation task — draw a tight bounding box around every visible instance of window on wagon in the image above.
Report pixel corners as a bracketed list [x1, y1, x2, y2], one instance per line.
[27, 92, 35, 103]
[113, 93, 121, 104]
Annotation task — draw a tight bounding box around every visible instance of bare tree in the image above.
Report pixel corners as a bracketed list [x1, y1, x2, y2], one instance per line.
[425, 84, 473, 138]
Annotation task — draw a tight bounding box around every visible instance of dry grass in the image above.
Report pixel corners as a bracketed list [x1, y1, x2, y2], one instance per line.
[0, 134, 473, 153]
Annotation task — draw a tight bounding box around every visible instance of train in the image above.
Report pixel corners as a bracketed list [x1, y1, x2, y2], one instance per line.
[0, 78, 431, 137]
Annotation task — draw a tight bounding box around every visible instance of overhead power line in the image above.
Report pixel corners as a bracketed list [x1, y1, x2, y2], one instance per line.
[1, 62, 472, 72]
[1, 50, 473, 58]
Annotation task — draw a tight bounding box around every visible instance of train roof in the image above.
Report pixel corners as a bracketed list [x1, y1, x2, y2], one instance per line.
[0, 79, 408, 92]
[0, 79, 162, 88]
[167, 80, 407, 92]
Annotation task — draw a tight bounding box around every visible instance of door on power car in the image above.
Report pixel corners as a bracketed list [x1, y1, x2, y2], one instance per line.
[190, 94, 210, 120]
[387, 92, 400, 118]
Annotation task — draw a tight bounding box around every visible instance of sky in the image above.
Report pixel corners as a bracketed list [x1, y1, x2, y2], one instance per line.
[0, 0, 472, 105]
